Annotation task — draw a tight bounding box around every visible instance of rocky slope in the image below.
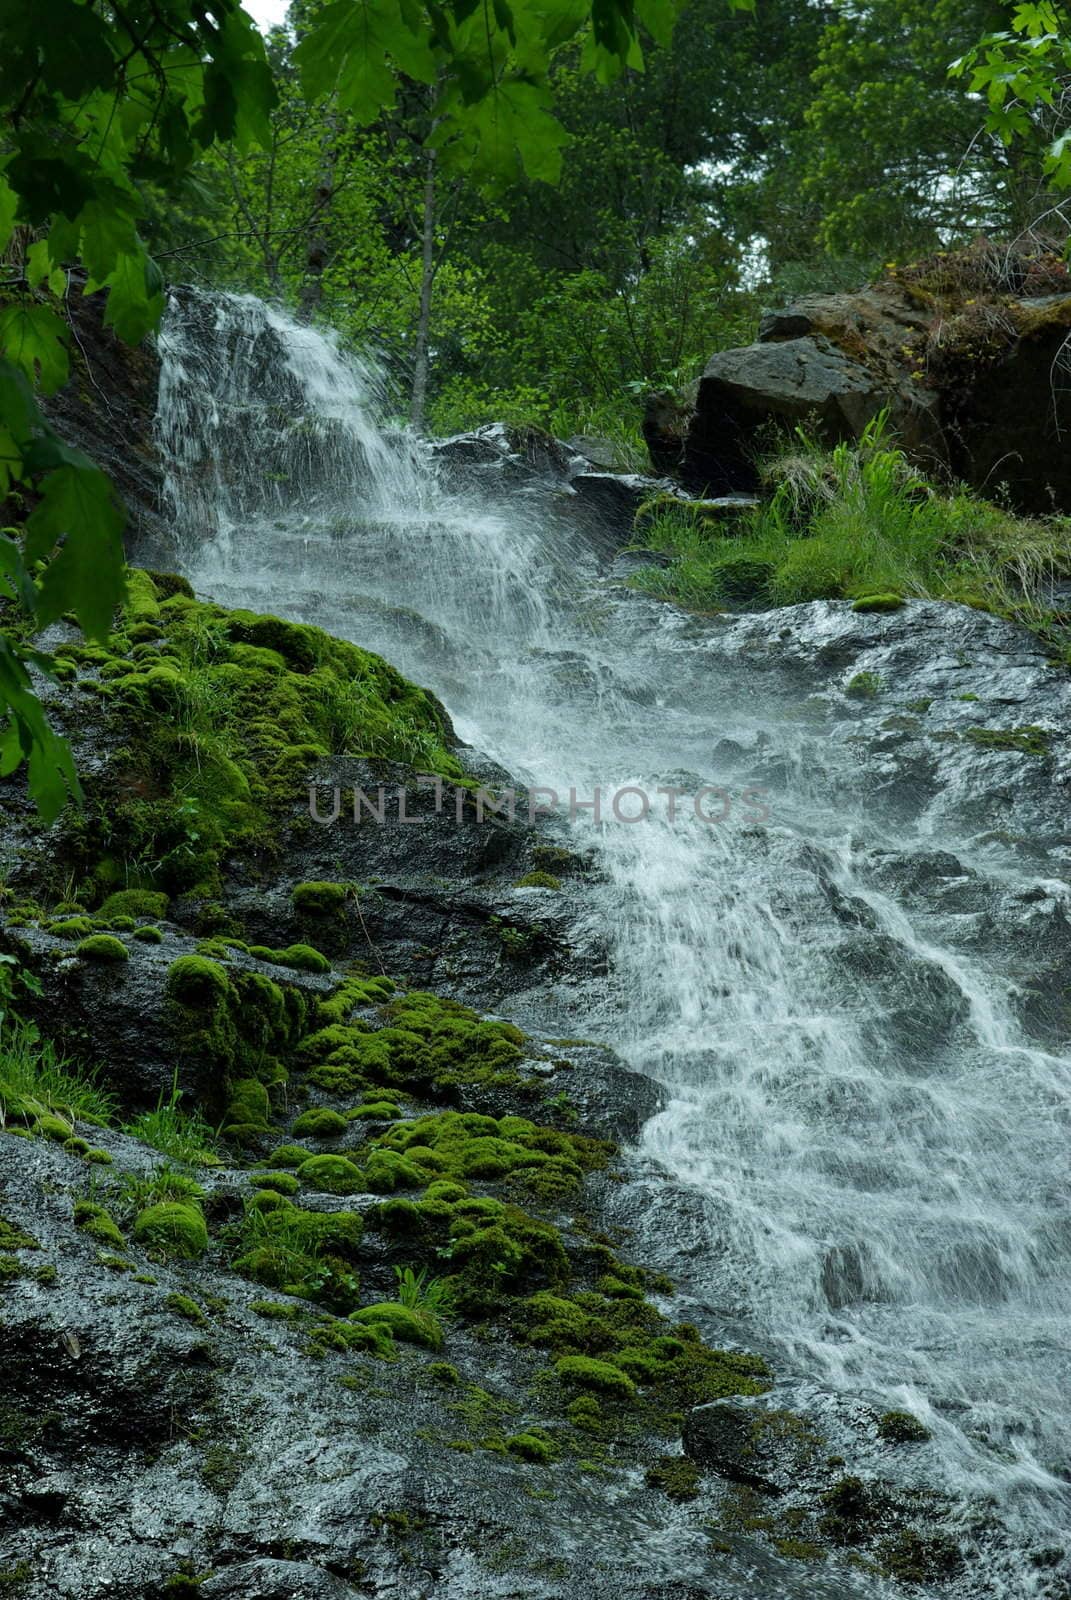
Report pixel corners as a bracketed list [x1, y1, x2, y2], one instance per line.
[0, 573, 1017, 1600]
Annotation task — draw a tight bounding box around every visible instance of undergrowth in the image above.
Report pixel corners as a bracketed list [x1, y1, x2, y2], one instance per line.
[629, 414, 1071, 653]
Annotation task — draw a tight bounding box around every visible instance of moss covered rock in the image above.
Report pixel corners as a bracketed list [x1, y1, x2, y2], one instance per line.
[133, 1202, 208, 1259]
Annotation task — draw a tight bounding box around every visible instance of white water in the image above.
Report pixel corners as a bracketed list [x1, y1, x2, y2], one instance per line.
[157, 291, 1071, 1593]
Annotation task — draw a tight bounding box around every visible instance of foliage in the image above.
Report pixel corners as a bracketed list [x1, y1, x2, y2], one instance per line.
[123, 1075, 219, 1167]
[1, 0, 754, 826]
[0, 1016, 114, 1125]
[952, 4, 1071, 190]
[629, 415, 1071, 645]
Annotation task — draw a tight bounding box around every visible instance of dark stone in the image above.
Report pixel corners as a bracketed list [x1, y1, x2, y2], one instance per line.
[682, 1399, 819, 1494]
[682, 337, 889, 493]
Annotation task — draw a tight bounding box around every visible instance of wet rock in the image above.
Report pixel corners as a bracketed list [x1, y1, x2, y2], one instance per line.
[682, 1398, 821, 1494]
[199, 1562, 361, 1599]
[682, 337, 894, 493]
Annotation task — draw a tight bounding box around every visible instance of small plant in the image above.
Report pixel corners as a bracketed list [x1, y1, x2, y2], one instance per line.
[123, 1073, 218, 1166]
[394, 1263, 453, 1317]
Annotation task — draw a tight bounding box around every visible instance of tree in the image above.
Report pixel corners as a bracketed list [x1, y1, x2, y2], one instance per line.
[0, 0, 753, 821]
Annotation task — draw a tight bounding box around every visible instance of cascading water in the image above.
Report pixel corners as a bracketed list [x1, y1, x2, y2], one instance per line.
[156, 289, 1071, 1594]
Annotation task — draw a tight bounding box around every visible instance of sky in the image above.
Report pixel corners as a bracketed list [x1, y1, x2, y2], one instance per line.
[243, 0, 289, 30]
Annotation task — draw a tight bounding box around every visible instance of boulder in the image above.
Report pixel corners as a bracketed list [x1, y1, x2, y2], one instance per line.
[675, 243, 1071, 510]
[682, 1398, 820, 1495]
[681, 334, 940, 494]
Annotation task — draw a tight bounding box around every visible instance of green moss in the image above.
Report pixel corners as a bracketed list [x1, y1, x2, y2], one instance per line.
[292, 1107, 348, 1138]
[133, 925, 164, 943]
[248, 1170, 300, 1196]
[0, 1216, 39, 1251]
[133, 1201, 208, 1259]
[267, 1143, 313, 1168]
[297, 1153, 366, 1194]
[251, 1298, 303, 1319]
[73, 1200, 125, 1248]
[514, 871, 562, 890]
[276, 943, 331, 973]
[223, 1077, 271, 1136]
[851, 593, 904, 613]
[234, 1201, 362, 1310]
[352, 1301, 443, 1349]
[963, 724, 1050, 756]
[75, 934, 129, 962]
[645, 1455, 701, 1501]
[877, 1530, 963, 1581]
[49, 916, 94, 938]
[506, 1431, 557, 1463]
[31, 1112, 74, 1141]
[845, 671, 882, 700]
[554, 1355, 636, 1401]
[167, 955, 229, 1007]
[99, 888, 169, 920]
[303, 990, 525, 1097]
[165, 1292, 206, 1325]
[876, 1409, 931, 1443]
[83, 1147, 113, 1164]
[63, 1136, 91, 1155]
[347, 1100, 402, 1121]
[293, 881, 348, 915]
[424, 1361, 460, 1386]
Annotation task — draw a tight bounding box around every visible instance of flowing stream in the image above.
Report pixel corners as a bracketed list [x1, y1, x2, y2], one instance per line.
[155, 290, 1071, 1594]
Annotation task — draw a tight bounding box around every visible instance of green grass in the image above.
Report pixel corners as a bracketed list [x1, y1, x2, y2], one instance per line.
[0, 1020, 115, 1125]
[628, 414, 1071, 652]
[122, 1074, 218, 1165]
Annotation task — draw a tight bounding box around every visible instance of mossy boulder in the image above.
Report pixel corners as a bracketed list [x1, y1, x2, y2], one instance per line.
[291, 1107, 348, 1139]
[133, 1202, 208, 1259]
[351, 1301, 443, 1350]
[75, 935, 129, 963]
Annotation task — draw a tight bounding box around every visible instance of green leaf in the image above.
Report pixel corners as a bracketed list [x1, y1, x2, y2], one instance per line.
[0, 304, 69, 395]
[97, 248, 165, 345]
[24, 465, 127, 638]
[296, 0, 436, 121]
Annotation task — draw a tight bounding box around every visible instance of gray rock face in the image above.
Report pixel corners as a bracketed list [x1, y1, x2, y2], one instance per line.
[682, 335, 919, 493]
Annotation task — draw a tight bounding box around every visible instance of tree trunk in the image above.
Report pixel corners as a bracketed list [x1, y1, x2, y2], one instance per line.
[410, 142, 438, 434]
[297, 115, 339, 325]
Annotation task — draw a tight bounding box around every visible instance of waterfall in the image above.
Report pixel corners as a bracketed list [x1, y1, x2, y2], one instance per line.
[156, 289, 1071, 1594]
